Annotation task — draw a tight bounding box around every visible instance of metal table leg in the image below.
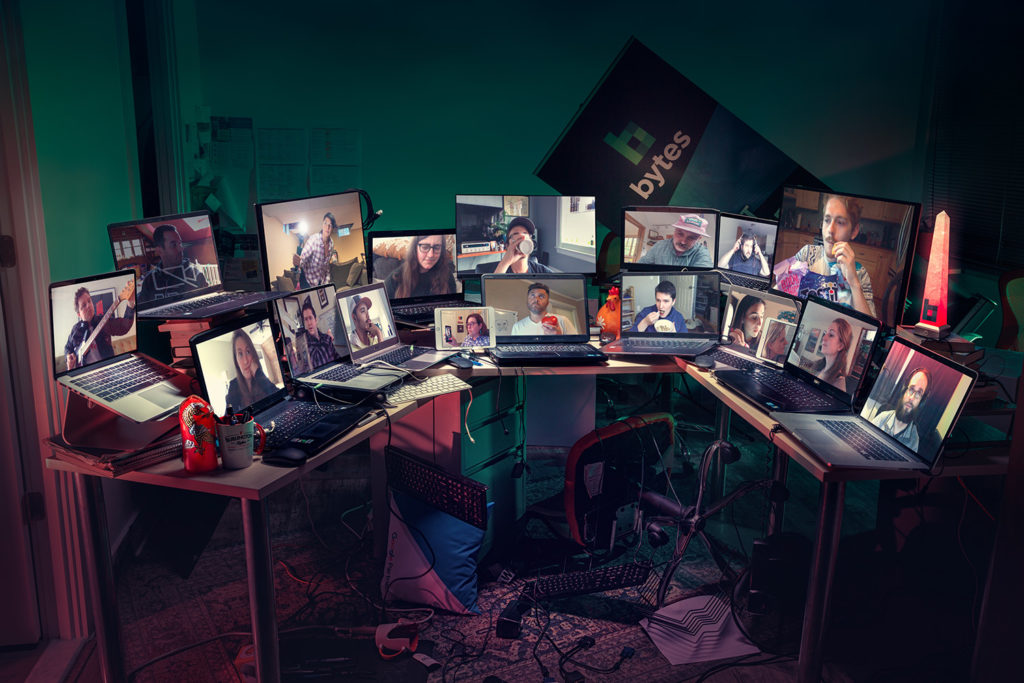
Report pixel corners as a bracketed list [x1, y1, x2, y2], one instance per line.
[707, 401, 731, 500]
[241, 498, 280, 682]
[798, 480, 845, 683]
[767, 445, 789, 537]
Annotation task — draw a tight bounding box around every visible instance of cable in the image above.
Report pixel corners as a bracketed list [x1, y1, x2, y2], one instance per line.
[957, 476, 996, 521]
[464, 385, 476, 444]
[127, 631, 252, 680]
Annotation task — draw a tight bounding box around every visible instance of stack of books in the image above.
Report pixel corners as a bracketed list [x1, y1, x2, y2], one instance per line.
[50, 435, 182, 477]
[157, 320, 211, 374]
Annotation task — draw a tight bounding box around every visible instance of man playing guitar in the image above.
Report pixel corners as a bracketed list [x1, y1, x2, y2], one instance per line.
[63, 278, 136, 370]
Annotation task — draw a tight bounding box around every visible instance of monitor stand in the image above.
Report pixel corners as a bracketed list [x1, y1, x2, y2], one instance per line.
[61, 390, 177, 453]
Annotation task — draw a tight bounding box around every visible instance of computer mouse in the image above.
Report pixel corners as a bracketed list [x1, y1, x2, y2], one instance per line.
[261, 447, 308, 467]
[692, 355, 715, 370]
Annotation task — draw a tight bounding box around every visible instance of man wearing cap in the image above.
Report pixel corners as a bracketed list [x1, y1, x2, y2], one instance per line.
[638, 214, 714, 268]
[476, 217, 554, 274]
[348, 295, 383, 350]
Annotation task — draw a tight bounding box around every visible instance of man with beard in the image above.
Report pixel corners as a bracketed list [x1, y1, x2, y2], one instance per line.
[638, 214, 713, 267]
[870, 368, 930, 450]
[510, 282, 576, 335]
[718, 232, 770, 276]
[139, 224, 209, 303]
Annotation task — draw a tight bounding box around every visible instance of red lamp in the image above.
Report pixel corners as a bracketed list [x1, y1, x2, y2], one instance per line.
[914, 210, 951, 339]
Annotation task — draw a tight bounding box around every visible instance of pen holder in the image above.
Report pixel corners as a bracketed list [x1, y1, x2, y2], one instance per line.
[217, 418, 267, 469]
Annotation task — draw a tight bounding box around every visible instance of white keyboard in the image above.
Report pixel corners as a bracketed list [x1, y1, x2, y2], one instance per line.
[386, 374, 471, 404]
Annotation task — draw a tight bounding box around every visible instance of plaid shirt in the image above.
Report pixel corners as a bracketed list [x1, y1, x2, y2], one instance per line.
[300, 233, 332, 286]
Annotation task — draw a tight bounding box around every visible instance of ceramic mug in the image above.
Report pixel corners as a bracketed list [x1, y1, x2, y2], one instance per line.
[217, 418, 266, 469]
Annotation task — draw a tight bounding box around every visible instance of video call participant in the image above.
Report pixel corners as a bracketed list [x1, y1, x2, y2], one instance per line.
[348, 295, 383, 349]
[870, 367, 930, 450]
[510, 282, 576, 335]
[294, 297, 339, 373]
[385, 234, 456, 298]
[460, 313, 490, 347]
[783, 195, 875, 317]
[138, 224, 209, 303]
[294, 212, 337, 288]
[727, 295, 765, 352]
[718, 233, 769, 276]
[631, 280, 687, 333]
[64, 281, 136, 370]
[638, 214, 713, 267]
[812, 318, 852, 390]
[475, 217, 553, 274]
[225, 329, 277, 409]
[762, 322, 791, 363]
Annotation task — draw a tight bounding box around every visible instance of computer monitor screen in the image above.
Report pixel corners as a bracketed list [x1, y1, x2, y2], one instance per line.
[480, 274, 588, 342]
[50, 270, 138, 376]
[619, 272, 721, 337]
[273, 285, 349, 375]
[191, 316, 286, 417]
[367, 230, 461, 300]
[772, 187, 920, 328]
[721, 286, 802, 365]
[336, 282, 399, 359]
[621, 207, 718, 271]
[256, 191, 366, 292]
[715, 213, 779, 282]
[455, 195, 597, 276]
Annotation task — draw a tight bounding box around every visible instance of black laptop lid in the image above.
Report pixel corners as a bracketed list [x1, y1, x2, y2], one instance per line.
[272, 285, 350, 376]
[190, 312, 288, 417]
[481, 273, 589, 344]
[367, 230, 462, 305]
[618, 271, 720, 339]
[49, 270, 138, 378]
[784, 295, 881, 404]
[621, 206, 718, 272]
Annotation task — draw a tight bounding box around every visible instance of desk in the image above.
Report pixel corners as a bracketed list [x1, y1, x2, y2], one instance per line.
[679, 360, 1009, 683]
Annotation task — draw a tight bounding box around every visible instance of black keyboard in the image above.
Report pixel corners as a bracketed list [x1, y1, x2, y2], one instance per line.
[149, 291, 252, 314]
[494, 343, 600, 356]
[526, 562, 652, 599]
[374, 345, 431, 366]
[622, 338, 710, 352]
[264, 401, 345, 449]
[719, 273, 769, 291]
[386, 448, 489, 529]
[705, 348, 760, 372]
[392, 300, 468, 320]
[820, 420, 908, 462]
[749, 369, 833, 409]
[310, 362, 364, 382]
[72, 356, 176, 401]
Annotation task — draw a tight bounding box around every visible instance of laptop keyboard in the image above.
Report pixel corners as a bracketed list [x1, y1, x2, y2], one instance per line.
[392, 300, 468, 320]
[147, 291, 253, 314]
[820, 420, 908, 462]
[265, 401, 344, 449]
[720, 273, 769, 291]
[622, 338, 709, 351]
[495, 343, 599, 356]
[311, 363, 364, 382]
[374, 345, 430, 366]
[705, 348, 760, 371]
[749, 369, 833, 409]
[70, 356, 176, 402]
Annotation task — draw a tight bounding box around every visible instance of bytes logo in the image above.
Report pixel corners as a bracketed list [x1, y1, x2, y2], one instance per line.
[604, 121, 690, 200]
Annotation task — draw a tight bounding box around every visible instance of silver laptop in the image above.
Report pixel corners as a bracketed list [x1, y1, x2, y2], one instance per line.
[603, 271, 721, 358]
[714, 213, 780, 292]
[337, 282, 454, 371]
[49, 270, 193, 422]
[272, 285, 403, 392]
[703, 285, 803, 370]
[770, 336, 978, 471]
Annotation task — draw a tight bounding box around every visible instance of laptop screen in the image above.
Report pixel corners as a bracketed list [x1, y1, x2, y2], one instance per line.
[272, 285, 349, 376]
[785, 295, 880, 403]
[336, 282, 400, 363]
[256, 190, 366, 292]
[455, 195, 597, 276]
[50, 270, 138, 378]
[367, 230, 461, 303]
[860, 337, 976, 466]
[715, 213, 779, 282]
[621, 206, 718, 271]
[619, 272, 721, 339]
[107, 211, 220, 309]
[721, 285, 802, 366]
[191, 314, 287, 417]
[481, 274, 589, 343]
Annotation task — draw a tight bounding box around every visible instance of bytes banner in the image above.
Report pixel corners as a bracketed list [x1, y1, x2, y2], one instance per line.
[536, 38, 824, 231]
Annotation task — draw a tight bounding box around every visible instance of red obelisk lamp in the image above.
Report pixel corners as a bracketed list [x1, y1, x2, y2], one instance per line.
[914, 210, 951, 339]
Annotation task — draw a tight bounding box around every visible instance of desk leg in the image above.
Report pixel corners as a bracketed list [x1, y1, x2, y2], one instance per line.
[241, 498, 280, 683]
[767, 446, 788, 537]
[370, 430, 389, 559]
[77, 474, 126, 682]
[708, 401, 731, 500]
[797, 480, 845, 683]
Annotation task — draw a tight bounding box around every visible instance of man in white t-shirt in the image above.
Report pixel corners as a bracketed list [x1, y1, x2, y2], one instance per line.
[510, 282, 576, 336]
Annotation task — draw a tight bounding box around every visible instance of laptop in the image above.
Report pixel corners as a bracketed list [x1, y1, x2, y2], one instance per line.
[714, 295, 881, 413]
[108, 211, 284, 319]
[701, 285, 803, 371]
[714, 213, 780, 292]
[337, 282, 455, 371]
[620, 206, 719, 272]
[480, 273, 606, 364]
[603, 271, 722, 358]
[49, 270, 193, 422]
[367, 229, 467, 324]
[770, 336, 978, 471]
[190, 312, 350, 450]
[272, 285, 404, 393]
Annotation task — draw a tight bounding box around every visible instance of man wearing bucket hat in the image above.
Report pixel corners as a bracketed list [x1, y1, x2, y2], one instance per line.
[348, 294, 383, 350]
[638, 213, 713, 267]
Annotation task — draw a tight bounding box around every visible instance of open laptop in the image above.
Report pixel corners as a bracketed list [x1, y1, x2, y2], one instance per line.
[714, 295, 881, 414]
[190, 312, 351, 450]
[481, 273, 606, 364]
[272, 285, 404, 393]
[603, 271, 721, 358]
[714, 213, 780, 292]
[108, 210, 284, 319]
[49, 270, 193, 422]
[701, 285, 803, 371]
[367, 229, 466, 324]
[770, 336, 978, 471]
[620, 206, 719, 272]
[336, 282, 455, 371]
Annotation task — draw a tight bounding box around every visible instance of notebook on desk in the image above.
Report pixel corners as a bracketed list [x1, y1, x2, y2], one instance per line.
[49, 270, 193, 423]
[480, 273, 605, 364]
[108, 211, 284, 319]
[714, 295, 881, 413]
[770, 336, 977, 471]
[602, 271, 721, 359]
[368, 230, 468, 324]
[702, 285, 803, 371]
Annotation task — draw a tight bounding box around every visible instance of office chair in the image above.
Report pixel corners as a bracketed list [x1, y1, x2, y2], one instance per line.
[996, 269, 1024, 350]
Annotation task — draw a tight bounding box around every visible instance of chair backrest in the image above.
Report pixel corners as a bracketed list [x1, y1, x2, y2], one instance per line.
[563, 413, 676, 548]
[997, 270, 1024, 350]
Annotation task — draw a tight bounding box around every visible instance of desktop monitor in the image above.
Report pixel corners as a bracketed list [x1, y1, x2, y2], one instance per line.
[367, 230, 462, 298]
[256, 190, 366, 292]
[621, 206, 719, 272]
[771, 186, 921, 329]
[455, 194, 597, 276]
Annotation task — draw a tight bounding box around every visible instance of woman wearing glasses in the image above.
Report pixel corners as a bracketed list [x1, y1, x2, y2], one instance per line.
[385, 234, 457, 298]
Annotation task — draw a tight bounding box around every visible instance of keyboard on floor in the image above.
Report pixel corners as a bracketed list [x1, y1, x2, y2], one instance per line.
[820, 420, 908, 462]
[386, 374, 471, 404]
[525, 561, 652, 599]
[71, 356, 176, 401]
[386, 447, 489, 529]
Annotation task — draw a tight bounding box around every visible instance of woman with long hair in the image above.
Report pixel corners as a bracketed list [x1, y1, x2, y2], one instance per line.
[385, 234, 456, 298]
[814, 318, 852, 390]
[225, 329, 278, 409]
[728, 295, 765, 353]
